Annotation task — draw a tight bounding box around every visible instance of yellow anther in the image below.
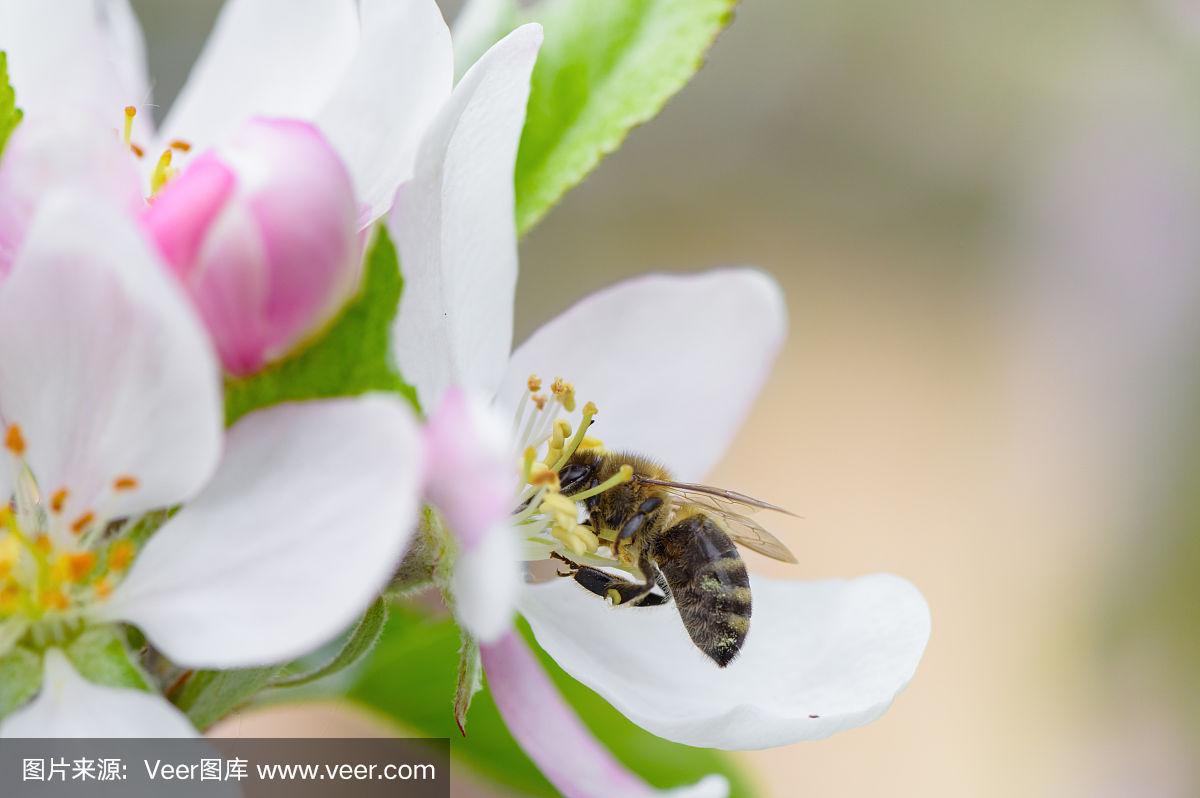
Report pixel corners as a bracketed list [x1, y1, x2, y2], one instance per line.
[583, 401, 598, 417]
[130, 142, 145, 158]
[531, 393, 548, 411]
[150, 149, 176, 195]
[550, 378, 576, 412]
[0, 535, 18, 576]
[551, 522, 599, 557]
[112, 475, 138, 492]
[4, 423, 26, 455]
[574, 524, 600, 552]
[123, 105, 136, 146]
[579, 436, 604, 450]
[70, 511, 95, 536]
[107, 540, 136, 572]
[551, 419, 571, 448]
[542, 419, 572, 466]
[527, 374, 542, 393]
[539, 493, 578, 519]
[529, 461, 556, 486]
[62, 552, 96, 582]
[49, 488, 68, 514]
[33, 535, 52, 556]
[168, 139, 192, 153]
[40, 589, 69, 611]
[93, 577, 112, 599]
[0, 583, 19, 610]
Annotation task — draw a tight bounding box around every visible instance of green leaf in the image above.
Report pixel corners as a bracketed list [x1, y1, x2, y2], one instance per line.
[0, 646, 40, 719]
[172, 666, 279, 731]
[272, 598, 389, 689]
[0, 52, 22, 156]
[345, 604, 757, 797]
[64, 626, 150, 691]
[514, 0, 738, 233]
[222, 225, 418, 427]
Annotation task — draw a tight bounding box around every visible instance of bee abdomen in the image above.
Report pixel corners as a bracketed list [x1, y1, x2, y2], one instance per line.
[653, 513, 752, 667]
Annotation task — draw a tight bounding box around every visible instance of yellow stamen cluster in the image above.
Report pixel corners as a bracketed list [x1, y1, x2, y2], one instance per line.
[1, 424, 140, 635]
[510, 377, 641, 564]
[0, 506, 134, 622]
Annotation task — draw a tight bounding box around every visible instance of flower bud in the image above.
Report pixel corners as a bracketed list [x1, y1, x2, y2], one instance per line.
[143, 118, 360, 376]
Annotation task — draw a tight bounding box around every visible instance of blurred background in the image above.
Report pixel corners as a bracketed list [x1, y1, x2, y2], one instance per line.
[132, 0, 1200, 795]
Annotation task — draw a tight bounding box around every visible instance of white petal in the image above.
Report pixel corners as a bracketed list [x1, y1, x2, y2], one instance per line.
[317, 0, 453, 224]
[159, 0, 359, 154]
[519, 573, 931, 750]
[98, 396, 423, 669]
[390, 24, 543, 409]
[453, 521, 521, 643]
[0, 649, 196, 737]
[499, 270, 787, 481]
[451, 0, 519, 78]
[481, 631, 728, 798]
[0, 191, 222, 531]
[0, 0, 152, 136]
[0, 116, 145, 274]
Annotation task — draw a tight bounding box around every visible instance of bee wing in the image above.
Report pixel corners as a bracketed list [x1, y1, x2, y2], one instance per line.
[714, 511, 800, 563]
[634, 477, 800, 563]
[634, 477, 799, 517]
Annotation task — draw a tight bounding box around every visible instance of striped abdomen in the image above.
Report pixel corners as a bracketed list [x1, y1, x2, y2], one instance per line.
[650, 512, 752, 667]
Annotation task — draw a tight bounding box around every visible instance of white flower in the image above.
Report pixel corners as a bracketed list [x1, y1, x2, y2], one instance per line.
[0, 191, 423, 736]
[0, 0, 536, 226]
[404, 262, 932, 750]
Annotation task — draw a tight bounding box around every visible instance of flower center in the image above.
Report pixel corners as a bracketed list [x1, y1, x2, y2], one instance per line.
[509, 375, 631, 563]
[122, 106, 193, 197]
[0, 423, 140, 652]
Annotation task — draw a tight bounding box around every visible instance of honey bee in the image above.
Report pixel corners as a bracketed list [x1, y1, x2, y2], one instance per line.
[550, 449, 797, 667]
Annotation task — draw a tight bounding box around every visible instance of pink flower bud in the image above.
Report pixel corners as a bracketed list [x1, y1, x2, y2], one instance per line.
[143, 118, 360, 376]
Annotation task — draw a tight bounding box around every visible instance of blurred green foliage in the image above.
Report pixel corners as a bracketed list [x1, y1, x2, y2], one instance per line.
[0, 52, 22, 155]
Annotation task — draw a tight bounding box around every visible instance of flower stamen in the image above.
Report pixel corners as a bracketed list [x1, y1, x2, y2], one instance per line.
[565, 464, 633, 504]
[112, 475, 139, 492]
[150, 149, 176, 196]
[4, 423, 26, 456]
[69, 512, 95, 536]
[122, 106, 136, 147]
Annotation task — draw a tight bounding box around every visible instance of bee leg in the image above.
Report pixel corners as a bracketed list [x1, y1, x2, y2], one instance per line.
[561, 557, 668, 607]
[548, 550, 581, 577]
[614, 497, 664, 545]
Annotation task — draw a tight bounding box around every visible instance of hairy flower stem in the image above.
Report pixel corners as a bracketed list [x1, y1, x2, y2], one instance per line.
[387, 508, 449, 598]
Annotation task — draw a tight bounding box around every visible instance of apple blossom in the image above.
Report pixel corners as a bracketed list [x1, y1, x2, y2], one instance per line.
[0, 191, 423, 735]
[404, 266, 932, 752]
